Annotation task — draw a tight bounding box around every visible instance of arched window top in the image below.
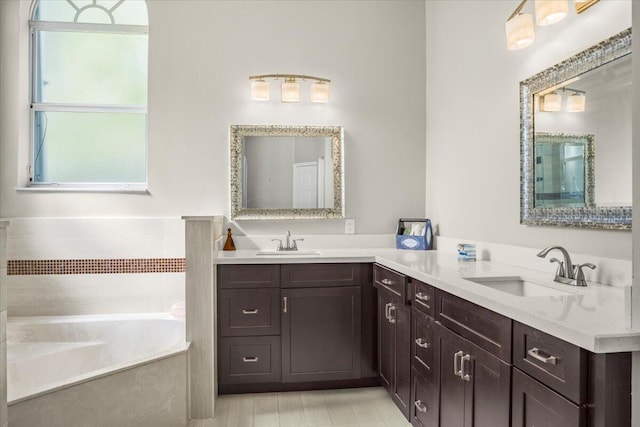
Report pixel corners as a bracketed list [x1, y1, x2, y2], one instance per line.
[32, 0, 148, 26]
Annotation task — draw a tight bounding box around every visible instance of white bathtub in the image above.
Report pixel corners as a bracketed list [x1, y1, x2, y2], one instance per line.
[6, 313, 189, 427]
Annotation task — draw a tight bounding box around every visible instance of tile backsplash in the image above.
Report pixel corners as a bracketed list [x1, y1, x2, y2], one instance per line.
[4, 218, 186, 317]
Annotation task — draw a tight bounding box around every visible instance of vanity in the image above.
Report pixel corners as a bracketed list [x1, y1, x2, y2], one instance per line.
[215, 248, 636, 427]
[207, 25, 637, 427]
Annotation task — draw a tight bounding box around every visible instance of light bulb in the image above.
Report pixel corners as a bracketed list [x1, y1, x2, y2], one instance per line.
[281, 80, 300, 103]
[535, 0, 569, 26]
[567, 93, 586, 112]
[251, 80, 270, 101]
[310, 82, 330, 103]
[543, 92, 562, 111]
[505, 13, 535, 51]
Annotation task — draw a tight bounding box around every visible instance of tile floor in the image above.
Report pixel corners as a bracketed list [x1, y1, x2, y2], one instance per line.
[188, 387, 411, 427]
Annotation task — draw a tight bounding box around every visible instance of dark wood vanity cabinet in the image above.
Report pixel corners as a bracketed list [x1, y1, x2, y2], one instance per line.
[373, 264, 631, 427]
[217, 263, 375, 393]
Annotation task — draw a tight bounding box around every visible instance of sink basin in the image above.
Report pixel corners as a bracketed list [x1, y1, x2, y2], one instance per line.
[256, 250, 321, 256]
[464, 276, 572, 297]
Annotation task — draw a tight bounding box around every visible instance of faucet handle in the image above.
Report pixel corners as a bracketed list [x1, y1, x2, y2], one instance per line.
[271, 238, 283, 251]
[292, 238, 304, 250]
[549, 257, 565, 278]
[573, 263, 596, 287]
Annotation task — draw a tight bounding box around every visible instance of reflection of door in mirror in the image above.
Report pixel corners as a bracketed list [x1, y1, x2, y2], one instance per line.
[244, 136, 334, 209]
[534, 133, 593, 208]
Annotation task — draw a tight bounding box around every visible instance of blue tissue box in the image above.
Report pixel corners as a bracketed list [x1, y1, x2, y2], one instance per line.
[396, 218, 433, 250]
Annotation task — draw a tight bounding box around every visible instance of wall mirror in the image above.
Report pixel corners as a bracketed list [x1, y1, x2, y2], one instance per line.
[230, 125, 345, 220]
[520, 28, 631, 230]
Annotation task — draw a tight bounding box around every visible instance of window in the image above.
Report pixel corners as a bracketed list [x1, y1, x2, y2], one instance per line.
[29, 0, 148, 189]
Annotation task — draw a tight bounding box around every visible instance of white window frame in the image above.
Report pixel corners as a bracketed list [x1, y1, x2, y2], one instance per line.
[27, 1, 149, 192]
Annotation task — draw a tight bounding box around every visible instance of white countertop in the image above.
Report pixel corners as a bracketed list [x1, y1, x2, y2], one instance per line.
[216, 248, 640, 354]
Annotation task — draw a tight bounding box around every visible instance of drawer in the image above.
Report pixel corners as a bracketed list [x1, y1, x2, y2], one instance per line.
[410, 367, 438, 427]
[411, 307, 434, 378]
[513, 321, 587, 403]
[219, 336, 281, 384]
[281, 263, 361, 288]
[373, 264, 409, 302]
[218, 264, 280, 289]
[412, 280, 434, 317]
[512, 368, 585, 427]
[434, 289, 512, 362]
[219, 288, 281, 336]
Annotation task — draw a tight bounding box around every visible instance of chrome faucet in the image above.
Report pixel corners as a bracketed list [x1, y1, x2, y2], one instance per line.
[271, 231, 304, 251]
[536, 245, 596, 286]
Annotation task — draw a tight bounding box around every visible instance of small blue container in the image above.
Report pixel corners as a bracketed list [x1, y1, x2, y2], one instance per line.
[457, 243, 477, 262]
[396, 218, 433, 250]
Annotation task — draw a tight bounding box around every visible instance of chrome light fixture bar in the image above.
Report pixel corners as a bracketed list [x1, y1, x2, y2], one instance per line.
[249, 74, 331, 103]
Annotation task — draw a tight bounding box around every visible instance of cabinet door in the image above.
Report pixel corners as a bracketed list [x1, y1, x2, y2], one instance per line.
[437, 324, 467, 427]
[512, 368, 585, 427]
[466, 335, 511, 427]
[281, 286, 361, 383]
[392, 300, 411, 419]
[378, 288, 395, 391]
[436, 323, 510, 427]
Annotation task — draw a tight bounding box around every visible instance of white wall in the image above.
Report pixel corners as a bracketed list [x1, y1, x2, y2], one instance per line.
[425, 0, 632, 260]
[0, 0, 426, 236]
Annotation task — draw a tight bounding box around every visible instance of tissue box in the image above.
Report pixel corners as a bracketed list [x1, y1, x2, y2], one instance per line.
[396, 218, 433, 250]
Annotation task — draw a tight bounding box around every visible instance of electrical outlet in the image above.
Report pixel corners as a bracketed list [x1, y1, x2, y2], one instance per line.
[345, 219, 355, 234]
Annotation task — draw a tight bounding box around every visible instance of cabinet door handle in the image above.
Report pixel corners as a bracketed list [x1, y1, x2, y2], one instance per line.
[283, 296, 288, 314]
[527, 347, 558, 365]
[388, 304, 396, 323]
[414, 400, 428, 413]
[384, 302, 391, 321]
[381, 278, 394, 285]
[453, 351, 464, 378]
[242, 309, 259, 315]
[461, 354, 472, 382]
[415, 292, 430, 302]
[415, 338, 430, 349]
[242, 356, 259, 363]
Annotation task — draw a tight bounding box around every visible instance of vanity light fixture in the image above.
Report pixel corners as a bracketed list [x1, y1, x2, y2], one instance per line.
[540, 87, 586, 112]
[249, 74, 331, 103]
[506, 0, 596, 51]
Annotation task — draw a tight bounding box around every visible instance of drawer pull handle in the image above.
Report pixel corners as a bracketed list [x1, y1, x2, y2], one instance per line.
[414, 400, 428, 413]
[453, 351, 464, 378]
[527, 347, 558, 365]
[461, 354, 472, 382]
[242, 356, 259, 363]
[242, 309, 259, 315]
[415, 292, 430, 302]
[415, 338, 430, 349]
[381, 278, 394, 285]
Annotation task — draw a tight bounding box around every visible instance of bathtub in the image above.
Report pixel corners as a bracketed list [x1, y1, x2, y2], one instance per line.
[6, 313, 189, 427]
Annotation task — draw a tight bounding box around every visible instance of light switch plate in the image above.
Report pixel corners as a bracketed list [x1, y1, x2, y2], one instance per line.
[345, 219, 355, 234]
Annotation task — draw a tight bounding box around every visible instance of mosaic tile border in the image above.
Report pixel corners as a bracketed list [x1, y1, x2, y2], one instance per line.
[7, 258, 186, 275]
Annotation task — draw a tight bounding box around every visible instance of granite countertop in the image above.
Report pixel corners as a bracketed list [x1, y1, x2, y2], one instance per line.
[215, 248, 640, 353]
